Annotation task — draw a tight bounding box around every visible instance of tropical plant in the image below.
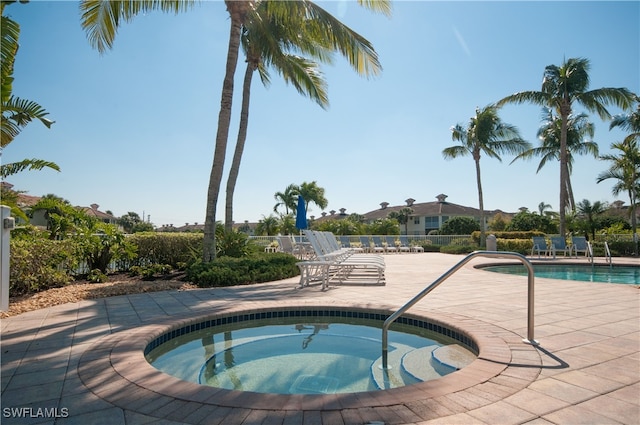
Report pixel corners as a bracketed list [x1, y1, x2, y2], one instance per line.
[511, 109, 598, 211]
[575, 199, 607, 241]
[224, 0, 385, 232]
[610, 93, 640, 144]
[387, 207, 413, 235]
[497, 57, 635, 236]
[296, 181, 328, 214]
[442, 105, 529, 247]
[80, 0, 390, 261]
[537, 201, 557, 218]
[440, 216, 480, 235]
[597, 138, 640, 254]
[273, 184, 298, 216]
[255, 214, 280, 236]
[506, 209, 557, 234]
[1, 3, 59, 180]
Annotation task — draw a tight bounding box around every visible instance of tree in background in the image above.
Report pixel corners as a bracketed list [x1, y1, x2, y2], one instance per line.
[511, 109, 598, 212]
[440, 216, 480, 235]
[498, 57, 635, 236]
[255, 214, 279, 236]
[597, 138, 639, 254]
[443, 105, 529, 247]
[387, 207, 413, 235]
[273, 184, 298, 216]
[575, 199, 607, 241]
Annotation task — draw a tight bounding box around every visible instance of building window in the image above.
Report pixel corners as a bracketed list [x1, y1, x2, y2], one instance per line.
[424, 216, 439, 229]
[413, 217, 420, 224]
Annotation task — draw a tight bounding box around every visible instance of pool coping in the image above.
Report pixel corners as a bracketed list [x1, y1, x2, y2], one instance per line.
[77, 301, 542, 422]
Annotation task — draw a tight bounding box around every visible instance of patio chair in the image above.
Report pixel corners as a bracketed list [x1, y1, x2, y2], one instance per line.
[371, 236, 388, 254]
[531, 236, 550, 258]
[340, 235, 364, 253]
[395, 236, 411, 253]
[384, 236, 401, 253]
[571, 236, 590, 258]
[550, 236, 571, 258]
[358, 236, 372, 253]
[400, 235, 424, 252]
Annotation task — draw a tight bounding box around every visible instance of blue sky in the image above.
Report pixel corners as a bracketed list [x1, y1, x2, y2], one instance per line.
[3, 1, 639, 226]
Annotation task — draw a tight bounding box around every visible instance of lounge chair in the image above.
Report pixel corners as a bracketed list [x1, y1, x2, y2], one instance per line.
[371, 236, 388, 254]
[277, 235, 310, 259]
[358, 236, 372, 253]
[384, 236, 399, 254]
[531, 236, 550, 258]
[400, 235, 424, 252]
[296, 230, 385, 289]
[550, 236, 571, 258]
[340, 236, 364, 253]
[395, 236, 411, 253]
[571, 236, 590, 258]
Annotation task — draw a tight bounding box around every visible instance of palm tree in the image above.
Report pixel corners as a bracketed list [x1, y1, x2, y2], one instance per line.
[497, 57, 635, 236]
[1, 5, 59, 179]
[597, 138, 640, 254]
[609, 93, 640, 144]
[537, 202, 554, 217]
[388, 207, 413, 235]
[512, 108, 598, 211]
[575, 199, 607, 241]
[273, 184, 298, 216]
[80, 0, 390, 261]
[224, 1, 387, 232]
[255, 214, 279, 236]
[442, 105, 529, 247]
[296, 181, 328, 214]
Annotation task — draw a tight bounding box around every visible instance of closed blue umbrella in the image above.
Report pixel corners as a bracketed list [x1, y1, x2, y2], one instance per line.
[295, 195, 307, 231]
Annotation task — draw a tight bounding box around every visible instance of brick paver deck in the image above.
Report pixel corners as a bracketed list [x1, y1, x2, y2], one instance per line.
[1, 253, 638, 424]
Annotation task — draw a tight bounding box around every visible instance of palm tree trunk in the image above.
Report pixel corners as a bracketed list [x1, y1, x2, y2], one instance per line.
[474, 156, 486, 247]
[559, 107, 570, 237]
[224, 61, 256, 233]
[203, 2, 247, 262]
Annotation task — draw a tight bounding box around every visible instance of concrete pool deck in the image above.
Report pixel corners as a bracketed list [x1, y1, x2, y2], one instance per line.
[1, 253, 638, 424]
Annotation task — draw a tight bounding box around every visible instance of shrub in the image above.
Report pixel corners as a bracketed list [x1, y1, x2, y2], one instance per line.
[129, 264, 173, 280]
[128, 233, 203, 267]
[440, 217, 480, 235]
[9, 238, 76, 295]
[186, 253, 299, 287]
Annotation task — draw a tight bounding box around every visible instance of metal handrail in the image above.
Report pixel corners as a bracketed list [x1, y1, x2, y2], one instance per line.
[381, 251, 537, 370]
[604, 242, 612, 266]
[586, 241, 594, 264]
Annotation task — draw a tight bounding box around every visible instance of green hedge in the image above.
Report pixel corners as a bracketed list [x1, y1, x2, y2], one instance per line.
[185, 253, 299, 287]
[9, 239, 76, 295]
[127, 233, 203, 267]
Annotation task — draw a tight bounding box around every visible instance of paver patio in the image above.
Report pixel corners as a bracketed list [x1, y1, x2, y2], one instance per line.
[1, 253, 638, 424]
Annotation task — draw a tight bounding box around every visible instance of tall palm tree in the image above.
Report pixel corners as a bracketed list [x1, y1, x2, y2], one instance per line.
[443, 105, 529, 247]
[224, 1, 385, 232]
[610, 93, 640, 144]
[1, 5, 59, 180]
[273, 183, 298, 216]
[297, 181, 328, 214]
[512, 108, 598, 211]
[273, 185, 296, 216]
[597, 138, 640, 254]
[497, 57, 635, 236]
[80, 0, 390, 261]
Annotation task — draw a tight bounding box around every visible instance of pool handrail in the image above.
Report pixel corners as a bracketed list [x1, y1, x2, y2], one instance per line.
[381, 251, 537, 370]
[604, 242, 612, 266]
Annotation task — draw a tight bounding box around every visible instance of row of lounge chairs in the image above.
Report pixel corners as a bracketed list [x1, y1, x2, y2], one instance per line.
[339, 235, 424, 254]
[296, 230, 387, 290]
[531, 236, 590, 259]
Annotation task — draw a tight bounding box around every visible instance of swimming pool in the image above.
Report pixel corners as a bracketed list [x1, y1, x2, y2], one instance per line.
[481, 264, 639, 284]
[145, 309, 477, 394]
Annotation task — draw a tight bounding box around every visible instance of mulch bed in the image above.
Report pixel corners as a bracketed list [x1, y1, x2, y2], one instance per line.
[0, 273, 197, 318]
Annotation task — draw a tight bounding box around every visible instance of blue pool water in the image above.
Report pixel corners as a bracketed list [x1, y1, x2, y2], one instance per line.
[145, 314, 476, 394]
[482, 264, 639, 284]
